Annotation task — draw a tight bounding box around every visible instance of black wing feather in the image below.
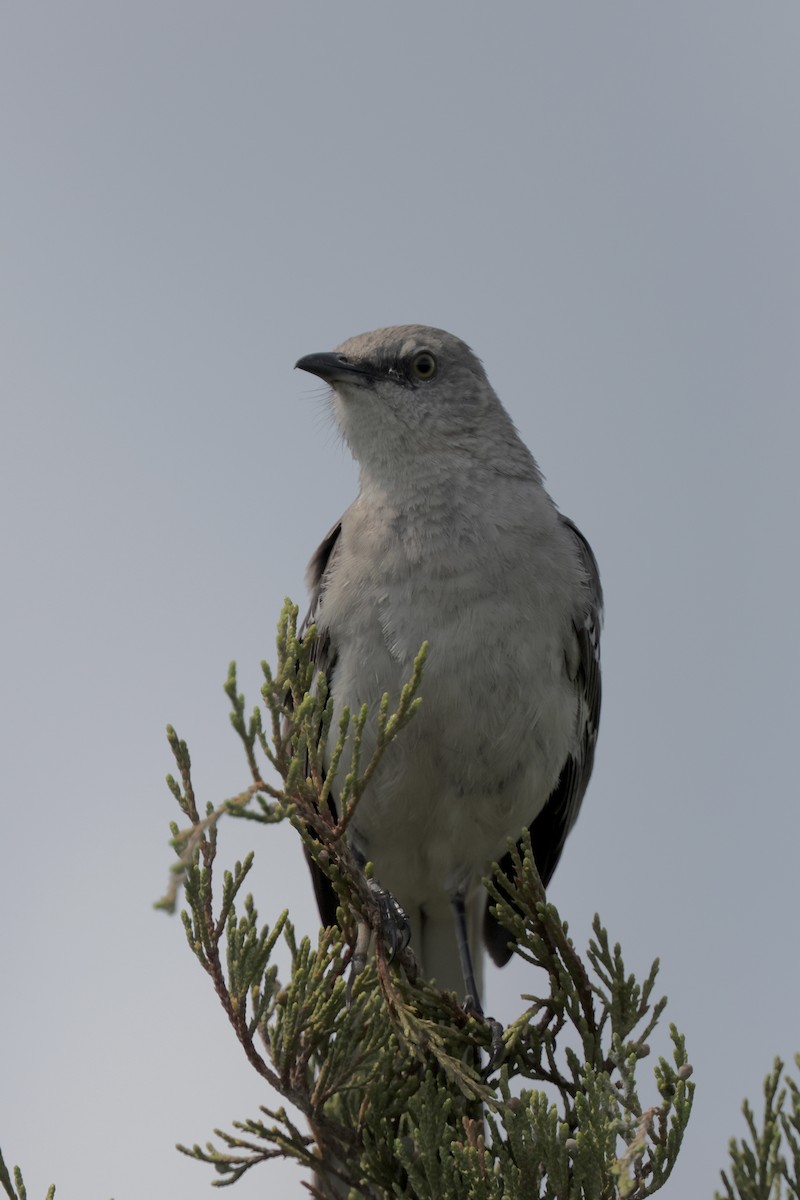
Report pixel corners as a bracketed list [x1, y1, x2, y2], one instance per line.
[300, 519, 343, 929]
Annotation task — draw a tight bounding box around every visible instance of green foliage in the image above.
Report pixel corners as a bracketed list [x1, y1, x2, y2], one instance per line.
[158, 600, 695, 1198]
[716, 1057, 800, 1200]
[0, 1151, 55, 1200]
[6, 603, 800, 1196]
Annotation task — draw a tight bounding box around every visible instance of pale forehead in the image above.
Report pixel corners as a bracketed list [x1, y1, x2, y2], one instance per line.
[336, 324, 473, 363]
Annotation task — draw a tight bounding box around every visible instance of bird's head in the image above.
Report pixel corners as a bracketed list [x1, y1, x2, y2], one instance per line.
[295, 325, 524, 485]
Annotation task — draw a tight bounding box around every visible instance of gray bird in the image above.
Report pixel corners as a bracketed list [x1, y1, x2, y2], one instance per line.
[295, 325, 602, 1009]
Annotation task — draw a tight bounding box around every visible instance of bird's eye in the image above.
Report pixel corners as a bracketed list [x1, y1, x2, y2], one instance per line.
[410, 351, 437, 381]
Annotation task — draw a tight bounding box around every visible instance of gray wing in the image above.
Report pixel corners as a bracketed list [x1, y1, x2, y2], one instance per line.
[300, 518, 343, 929]
[484, 515, 603, 967]
[301, 517, 342, 675]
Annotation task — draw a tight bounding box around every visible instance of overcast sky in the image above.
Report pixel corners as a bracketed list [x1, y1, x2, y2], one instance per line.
[2, 4, 799, 1197]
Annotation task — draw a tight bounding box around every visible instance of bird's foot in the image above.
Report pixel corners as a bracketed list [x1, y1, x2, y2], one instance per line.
[483, 1015, 505, 1071]
[367, 876, 411, 961]
[461, 997, 505, 1071]
[345, 878, 412, 1005]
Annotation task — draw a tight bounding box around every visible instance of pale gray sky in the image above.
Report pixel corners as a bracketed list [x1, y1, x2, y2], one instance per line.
[2, 4, 799, 1197]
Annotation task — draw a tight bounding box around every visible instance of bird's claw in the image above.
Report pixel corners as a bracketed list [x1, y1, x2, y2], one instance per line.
[462, 992, 483, 1019]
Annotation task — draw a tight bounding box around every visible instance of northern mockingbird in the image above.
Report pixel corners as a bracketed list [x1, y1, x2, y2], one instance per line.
[295, 325, 602, 1010]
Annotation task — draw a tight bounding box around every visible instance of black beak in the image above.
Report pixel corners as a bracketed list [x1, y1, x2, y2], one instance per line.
[295, 352, 375, 383]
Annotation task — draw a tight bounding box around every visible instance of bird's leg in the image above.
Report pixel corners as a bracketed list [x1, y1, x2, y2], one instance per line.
[450, 892, 483, 1016]
[450, 892, 504, 1067]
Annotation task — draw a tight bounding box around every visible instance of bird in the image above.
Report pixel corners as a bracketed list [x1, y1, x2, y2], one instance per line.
[295, 325, 602, 1011]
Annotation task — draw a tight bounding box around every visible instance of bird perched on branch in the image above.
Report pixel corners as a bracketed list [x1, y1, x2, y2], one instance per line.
[295, 325, 602, 1011]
